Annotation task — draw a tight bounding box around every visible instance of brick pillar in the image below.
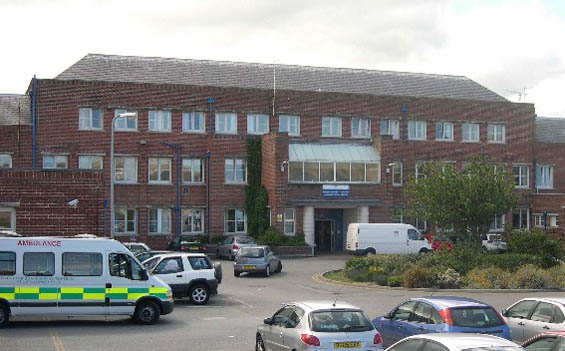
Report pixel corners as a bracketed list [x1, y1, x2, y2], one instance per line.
[303, 206, 314, 247]
[358, 206, 369, 223]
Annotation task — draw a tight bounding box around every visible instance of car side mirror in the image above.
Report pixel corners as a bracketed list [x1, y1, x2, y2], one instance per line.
[264, 317, 273, 325]
[501, 309, 508, 317]
[384, 312, 393, 319]
[140, 269, 149, 281]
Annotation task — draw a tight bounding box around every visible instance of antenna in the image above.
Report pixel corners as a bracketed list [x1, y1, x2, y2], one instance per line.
[333, 286, 343, 307]
[506, 87, 529, 102]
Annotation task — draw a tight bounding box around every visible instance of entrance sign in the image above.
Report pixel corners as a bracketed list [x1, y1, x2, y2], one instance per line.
[322, 185, 349, 198]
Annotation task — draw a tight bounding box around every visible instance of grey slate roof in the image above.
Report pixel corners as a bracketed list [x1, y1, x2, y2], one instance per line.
[0, 94, 31, 126]
[56, 54, 507, 102]
[536, 117, 565, 143]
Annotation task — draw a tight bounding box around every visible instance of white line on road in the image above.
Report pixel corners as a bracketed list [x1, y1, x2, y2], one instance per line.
[228, 296, 253, 308]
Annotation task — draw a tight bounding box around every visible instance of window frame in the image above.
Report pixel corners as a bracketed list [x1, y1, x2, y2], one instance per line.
[536, 164, 553, 189]
[408, 120, 427, 140]
[533, 213, 558, 228]
[488, 124, 506, 143]
[489, 214, 505, 232]
[148, 157, 172, 184]
[148, 207, 171, 235]
[114, 207, 137, 235]
[62, 252, 103, 276]
[114, 156, 138, 183]
[78, 107, 103, 131]
[215, 112, 238, 135]
[279, 115, 300, 136]
[0, 251, 16, 276]
[321, 117, 342, 137]
[0, 154, 12, 169]
[380, 119, 400, 139]
[224, 208, 247, 235]
[284, 208, 295, 235]
[435, 121, 454, 141]
[78, 155, 103, 170]
[181, 208, 204, 234]
[224, 158, 247, 184]
[247, 114, 269, 135]
[23, 252, 55, 276]
[148, 110, 172, 133]
[351, 118, 370, 139]
[43, 155, 68, 169]
[392, 162, 403, 186]
[0, 207, 16, 231]
[513, 165, 529, 188]
[182, 111, 206, 134]
[182, 158, 204, 184]
[114, 109, 138, 132]
[462, 123, 480, 143]
[512, 208, 530, 230]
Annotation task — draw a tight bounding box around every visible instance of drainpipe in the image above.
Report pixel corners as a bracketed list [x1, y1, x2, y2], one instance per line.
[30, 76, 37, 168]
[206, 151, 211, 242]
[207, 97, 215, 134]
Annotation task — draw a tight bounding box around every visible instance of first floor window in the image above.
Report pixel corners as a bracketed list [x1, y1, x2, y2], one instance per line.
[408, 120, 426, 140]
[225, 158, 246, 183]
[114, 109, 137, 131]
[149, 208, 171, 234]
[380, 119, 400, 139]
[115, 156, 137, 183]
[148, 110, 171, 132]
[513, 165, 529, 188]
[288, 161, 380, 183]
[149, 158, 171, 183]
[488, 124, 505, 143]
[79, 107, 102, 130]
[512, 208, 529, 229]
[489, 214, 505, 232]
[216, 112, 237, 134]
[0, 154, 12, 169]
[351, 118, 370, 138]
[0, 208, 15, 231]
[43, 155, 68, 169]
[322, 117, 342, 137]
[279, 115, 300, 136]
[462, 123, 480, 142]
[114, 207, 136, 234]
[225, 209, 246, 234]
[435, 122, 453, 141]
[415, 162, 428, 182]
[182, 208, 204, 234]
[182, 158, 203, 183]
[392, 162, 403, 186]
[79, 155, 103, 170]
[182, 111, 205, 133]
[247, 114, 269, 135]
[284, 209, 295, 235]
[536, 165, 553, 189]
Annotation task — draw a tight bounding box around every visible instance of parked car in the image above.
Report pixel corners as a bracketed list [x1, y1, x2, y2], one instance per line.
[385, 333, 523, 351]
[217, 235, 256, 260]
[123, 242, 150, 254]
[502, 298, 565, 343]
[143, 253, 220, 305]
[167, 237, 206, 253]
[135, 250, 172, 263]
[256, 301, 383, 351]
[521, 331, 565, 351]
[346, 223, 432, 255]
[234, 246, 282, 277]
[373, 296, 511, 347]
[481, 234, 507, 253]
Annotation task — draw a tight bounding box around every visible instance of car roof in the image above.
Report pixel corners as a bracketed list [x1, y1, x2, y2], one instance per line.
[290, 301, 362, 312]
[240, 245, 268, 249]
[525, 297, 565, 305]
[154, 252, 207, 258]
[412, 296, 490, 309]
[396, 333, 519, 350]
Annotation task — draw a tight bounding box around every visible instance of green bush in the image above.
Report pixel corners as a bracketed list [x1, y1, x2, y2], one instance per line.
[507, 229, 564, 268]
[510, 264, 551, 289]
[257, 226, 283, 247]
[278, 232, 308, 247]
[387, 276, 404, 287]
[478, 253, 544, 272]
[437, 268, 462, 289]
[403, 265, 436, 288]
[546, 263, 565, 289]
[419, 245, 478, 274]
[465, 267, 512, 289]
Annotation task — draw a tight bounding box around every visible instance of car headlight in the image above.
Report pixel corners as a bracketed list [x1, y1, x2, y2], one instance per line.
[166, 289, 174, 301]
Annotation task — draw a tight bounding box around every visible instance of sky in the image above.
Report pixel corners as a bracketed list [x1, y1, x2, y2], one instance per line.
[2, 0, 565, 117]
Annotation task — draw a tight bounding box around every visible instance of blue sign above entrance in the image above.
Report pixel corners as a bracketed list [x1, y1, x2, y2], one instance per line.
[322, 185, 349, 198]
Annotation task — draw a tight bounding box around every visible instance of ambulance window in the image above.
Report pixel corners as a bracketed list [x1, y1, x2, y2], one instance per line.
[23, 252, 55, 276]
[0, 252, 16, 275]
[109, 253, 144, 280]
[62, 252, 103, 276]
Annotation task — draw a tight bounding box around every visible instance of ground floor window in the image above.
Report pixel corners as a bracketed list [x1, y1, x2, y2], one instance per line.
[225, 208, 246, 234]
[182, 208, 204, 234]
[284, 208, 295, 235]
[114, 207, 137, 235]
[489, 214, 505, 232]
[512, 208, 529, 229]
[0, 208, 15, 231]
[533, 213, 558, 228]
[148, 208, 171, 234]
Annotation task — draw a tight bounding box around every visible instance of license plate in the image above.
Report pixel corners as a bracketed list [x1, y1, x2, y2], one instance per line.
[190, 247, 198, 250]
[243, 265, 255, 270]
[334, 341, 361, 349]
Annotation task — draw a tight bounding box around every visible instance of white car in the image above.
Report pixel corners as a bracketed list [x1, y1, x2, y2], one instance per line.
[385, 334, 523, 351]
[502, 297, 565, 343]
[481, 234, 507, 252]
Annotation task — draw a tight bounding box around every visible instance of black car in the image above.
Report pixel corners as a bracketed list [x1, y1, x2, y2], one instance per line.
[167, 237, 206, 253]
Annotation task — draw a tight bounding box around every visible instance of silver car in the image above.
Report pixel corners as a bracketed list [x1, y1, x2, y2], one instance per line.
[502, 297, 565, 343]
[385, 333, 522, 351]
[234, 246, 281, 277]
[256, 301, 383, 351]
[217, 235, 256, 260]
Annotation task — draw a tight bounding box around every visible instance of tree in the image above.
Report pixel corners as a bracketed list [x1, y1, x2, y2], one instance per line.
[404, 156, 519, 249]
[244, 137, 269, 238]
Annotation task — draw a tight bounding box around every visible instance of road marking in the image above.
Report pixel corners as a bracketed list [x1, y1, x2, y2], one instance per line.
[42, 316, 65, 351]
[228, 296, 253, 308]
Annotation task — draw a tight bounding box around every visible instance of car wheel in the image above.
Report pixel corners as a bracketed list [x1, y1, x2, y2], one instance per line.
[419, 248, 430, 254]
[256, 334, 266, 351]
[0, 304, 9, 328]
[133, 300, 160, 325]
[366, 248, 376, 256]
[234, 271, 240, 277]
[189, 284, 210, 305]
[275, 261, 282, 273]
[265, 265, 270, 277]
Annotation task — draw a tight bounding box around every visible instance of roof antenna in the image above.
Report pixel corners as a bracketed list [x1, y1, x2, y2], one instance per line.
[333, 287, 343, 307]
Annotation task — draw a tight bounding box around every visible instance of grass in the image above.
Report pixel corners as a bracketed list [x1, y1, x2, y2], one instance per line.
[323, 269, 352, 283]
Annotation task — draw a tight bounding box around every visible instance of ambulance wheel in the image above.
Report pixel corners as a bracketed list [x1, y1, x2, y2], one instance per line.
[189, 284, 210, 305]
[0, 303, 9, 328]
[133, 300, 160, 325]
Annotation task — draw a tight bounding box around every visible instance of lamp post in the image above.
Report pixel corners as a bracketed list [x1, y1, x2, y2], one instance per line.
[110, 112, 137, 238]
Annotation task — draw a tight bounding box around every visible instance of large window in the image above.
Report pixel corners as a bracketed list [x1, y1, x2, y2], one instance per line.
[225, 209, 246, 234]
[322, 117, 342, 137]
[114, 156, 137, 183]
[182, 158, 203, 183]
[351, 118, 370, 138]
[513, 165, 529, 188]
[148, 208, 171, 234]
[247, 114, 269, 135]
[489, 214, 505, 232]
[62, 252, 103, 276]
[43, 155, 68, 169]
[512, 208, 529, 229]
[79, 155, 103, 170]
[392, 162, 403, 186]
[0, 154, 11, 168]
[215, 112, 237, 134]
[284, 209, 295, 235]
[114, 109, 137, 131]
[24, 252, 55, 276]
[148, 158, 171, 183]
[462, 123, 480, 142]
[114, 207, 137, 235]
[279, 115, 300, 136]
[380, 119, 400, 139]
[288, 161, 380, 183]
[0, 208, 15, 231]
[536, 165, 553, 189]
[435, 122, 453, 141]
[182, 208, 203, 234]
[408, 121, 426, 140]
[488, 124, 505, 143]
[148, 110, 171, 132]
[182, 112, 205, 133]
[0, 252, 16, 276]
[79, 108, 102, 130]
[225, 158, 246, 183]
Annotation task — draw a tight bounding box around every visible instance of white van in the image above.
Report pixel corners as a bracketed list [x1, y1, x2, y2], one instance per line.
[346, 223, 432, 255]
[0, 236, 174, 327]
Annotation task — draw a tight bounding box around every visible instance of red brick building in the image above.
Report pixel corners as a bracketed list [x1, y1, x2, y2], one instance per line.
[0, 54, 562, 250]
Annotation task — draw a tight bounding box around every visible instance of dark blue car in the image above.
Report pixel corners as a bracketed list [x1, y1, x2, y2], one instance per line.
[372, 296, 511, 347]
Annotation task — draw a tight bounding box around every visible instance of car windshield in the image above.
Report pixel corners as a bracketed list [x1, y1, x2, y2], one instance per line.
[310, 310, 373, 332]
[237, 237, 256, 244]
[462, 347, 524, 351]
[450, 307, 504, 328]
[240, 248, 264, 258]
[143, 257, 160, 271]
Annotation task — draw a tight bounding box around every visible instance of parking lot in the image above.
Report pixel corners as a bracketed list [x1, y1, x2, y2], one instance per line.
[0, 255, 561, 351]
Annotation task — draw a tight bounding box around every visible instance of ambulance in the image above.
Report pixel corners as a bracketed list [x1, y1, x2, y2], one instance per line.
[0, 235, 174, 327]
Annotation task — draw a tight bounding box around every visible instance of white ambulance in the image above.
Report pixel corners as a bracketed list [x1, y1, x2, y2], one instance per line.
[0, 235, 174, 327]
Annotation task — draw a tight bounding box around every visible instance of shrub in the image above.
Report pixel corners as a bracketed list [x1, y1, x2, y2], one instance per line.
[387, 276, 404, 287]
[465, 267, 512, 289]
[507, 229, 564, 268]
[257, 226, 283, 247]
[210, 235, 226, 245]
[403, 265, 436, 288]
[510, 264, 551, 289]
[278, 232, 308, 246]
[478, 253, 543, 272]
[437, 268, 462, 289]
[546, 263, 565, 289]
[420, 245, 478, 274]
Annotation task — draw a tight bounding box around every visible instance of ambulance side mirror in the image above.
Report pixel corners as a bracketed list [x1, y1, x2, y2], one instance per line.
[140, 269, 149, 281]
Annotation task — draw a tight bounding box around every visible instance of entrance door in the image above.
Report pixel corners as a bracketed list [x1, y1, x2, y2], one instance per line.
[315, 220, 334, 252]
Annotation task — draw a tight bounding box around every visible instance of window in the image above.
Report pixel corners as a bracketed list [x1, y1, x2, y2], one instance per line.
[182, 158, 203, 183]
[388, 339, 424, 351]
[392, 162, 403, 186]
[288, 161, 380, 183]
[507, 300, 537, 319]
[79, 108, 102, 130]
[462, 123, 480, 142]
[534, 213, 558, 228]
[380, 119, 400, 139]
[225, 158, 246, 183]
[247, 114, 269, 135]
[489, 214, 505, 232]
[62, 252, 102, 276]
[148, 208, 171, 234]
[0, 154, 11, 168]
[284, 209, 295, 235]
[79, 155, 103, 170]
[512, 208, 529, 229]
[336, 163, 350, 182]
[114, 156, 137, 183]
[488, 124, 505, 143]
[393, 301, 418, 321]
[525, 337, 559, 351]
[0, 208, 15, 231]
[392, 208, 404, 223]
[305, 162, 320, 182]
[322, 117, 342, 137]
[415, 218, 427, 231]
[513, 165, 529, 188]
[148, 110, 171, 132]
[182, 112, 205, 133]
[530, 302, 556, 323]
[408, 120, 426, 140]
[0, 252, 16, 275]
[351, 118, 370, 138]
[415, 162, 427, 182]
[225, 209, 246, 234]
[43, 155, 68, 169]
[148, 158, 171, 183]
[182, 208, 203, 234]
[114, 207, 137, 234]
[188, 256, 212, 270]
[24, 252, 55, 276]
[215, 112, 237, 134]
[279, 115, 300, 136]
[154, 257, 183, 274]
[109, 253, 143, 280]
[435, 121, 453, 141]
[536, 165, 553, 189]
[114, 109, 137, 131]
[289, 162, 304, 182]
